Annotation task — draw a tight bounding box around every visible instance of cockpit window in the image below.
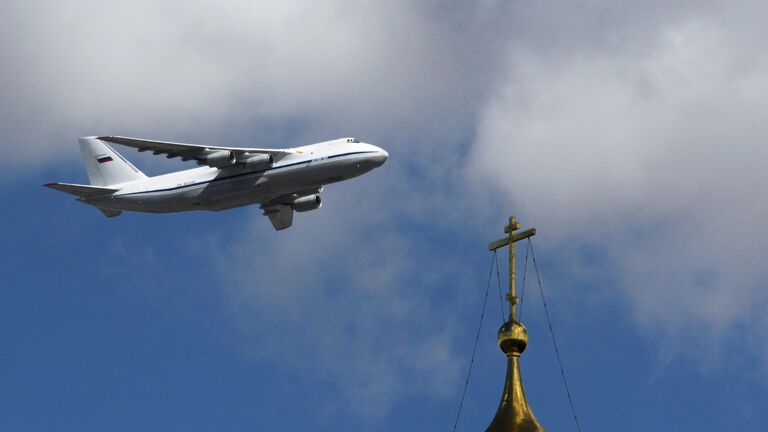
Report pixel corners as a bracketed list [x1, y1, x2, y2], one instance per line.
[346, 138, 360, 143]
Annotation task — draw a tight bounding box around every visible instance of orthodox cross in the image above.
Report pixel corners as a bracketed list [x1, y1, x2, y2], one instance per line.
[488, 216, 536, 322]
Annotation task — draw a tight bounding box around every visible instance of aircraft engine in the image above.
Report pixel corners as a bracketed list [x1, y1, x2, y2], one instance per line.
[292, 194, 322, 212]
[205, 150, 236, 168]
[239, 154, 274, 170]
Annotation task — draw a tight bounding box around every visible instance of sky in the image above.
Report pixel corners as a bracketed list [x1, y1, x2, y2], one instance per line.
[2, 1, 767, 430]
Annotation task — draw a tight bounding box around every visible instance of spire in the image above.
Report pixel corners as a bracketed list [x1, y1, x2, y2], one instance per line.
[485, 216, 544, 432]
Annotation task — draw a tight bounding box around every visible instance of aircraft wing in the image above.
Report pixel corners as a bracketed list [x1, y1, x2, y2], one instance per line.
[98, 135, 297, 167]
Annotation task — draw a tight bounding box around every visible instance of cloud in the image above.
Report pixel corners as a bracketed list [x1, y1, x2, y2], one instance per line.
[216, 189, 468, 421]
[0, 0, 508, 166]
[469, 13, 768, 364]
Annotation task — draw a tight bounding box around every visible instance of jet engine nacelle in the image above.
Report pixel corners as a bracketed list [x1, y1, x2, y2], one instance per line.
[292, 194, 322, 212]
[239, 154, 274, 170]
[205, 150, 236, 168]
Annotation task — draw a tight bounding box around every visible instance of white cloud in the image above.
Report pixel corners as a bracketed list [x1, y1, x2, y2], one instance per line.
[469, 16, 768, 363]
[216, 191, 468, 421]
[1, 0, 506, 166]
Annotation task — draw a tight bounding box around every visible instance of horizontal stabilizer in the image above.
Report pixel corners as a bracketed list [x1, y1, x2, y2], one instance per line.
[44, 182, 118, 198]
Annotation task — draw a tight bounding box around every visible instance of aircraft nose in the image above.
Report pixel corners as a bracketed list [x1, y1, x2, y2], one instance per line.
[372, 148, 389, 166]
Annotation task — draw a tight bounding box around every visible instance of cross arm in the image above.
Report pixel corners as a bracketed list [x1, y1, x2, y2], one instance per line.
[487, 228, 537, 251]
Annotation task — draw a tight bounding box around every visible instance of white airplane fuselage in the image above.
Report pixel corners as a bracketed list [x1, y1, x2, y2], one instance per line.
[85, 139, 388, 213]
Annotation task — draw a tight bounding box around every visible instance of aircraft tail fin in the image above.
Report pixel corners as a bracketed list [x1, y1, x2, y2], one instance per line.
[79, 137, 147, 186]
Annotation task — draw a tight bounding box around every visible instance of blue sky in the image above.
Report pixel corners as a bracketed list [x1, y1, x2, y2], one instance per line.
[2, 1, 768, 431]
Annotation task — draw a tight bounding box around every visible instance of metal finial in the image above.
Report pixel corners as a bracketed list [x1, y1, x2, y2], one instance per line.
[485, 216, 544, 432]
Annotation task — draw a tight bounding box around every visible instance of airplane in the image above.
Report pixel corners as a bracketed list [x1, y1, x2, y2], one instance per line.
[45, 135, 388, 230]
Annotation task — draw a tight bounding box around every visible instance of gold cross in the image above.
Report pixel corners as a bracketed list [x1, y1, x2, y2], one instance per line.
[488, 216, 536, 322]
